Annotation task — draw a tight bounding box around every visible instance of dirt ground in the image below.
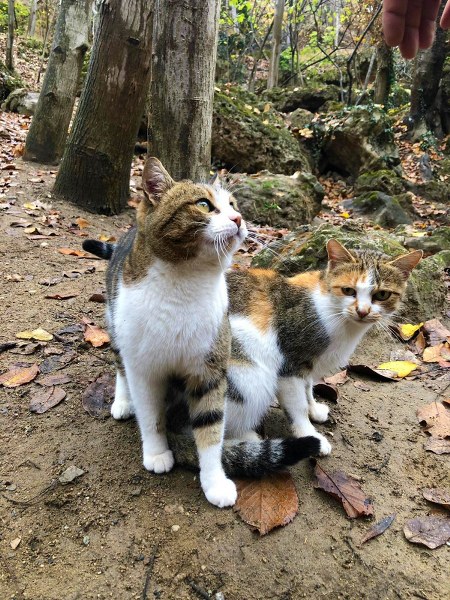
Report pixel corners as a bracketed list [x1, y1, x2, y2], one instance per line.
[0, 162, 449, 600]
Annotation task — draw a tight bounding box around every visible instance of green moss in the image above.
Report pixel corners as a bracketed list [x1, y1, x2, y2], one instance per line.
[355, 170, 406, 195]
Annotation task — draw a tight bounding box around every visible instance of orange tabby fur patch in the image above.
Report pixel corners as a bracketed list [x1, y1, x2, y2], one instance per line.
[289, 271, 322, 290]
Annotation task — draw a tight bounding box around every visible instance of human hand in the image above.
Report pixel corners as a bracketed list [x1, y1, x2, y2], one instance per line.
[383, 0, 450, 59]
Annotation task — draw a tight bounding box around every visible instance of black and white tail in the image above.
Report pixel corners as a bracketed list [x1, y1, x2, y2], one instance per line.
[82, 239, 115, 260]
[168, 433, 321, 478]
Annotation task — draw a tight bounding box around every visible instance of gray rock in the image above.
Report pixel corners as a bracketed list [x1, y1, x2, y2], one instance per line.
[59, 465, 85, 484]
[354, 169, 406, 196]
[2, 88, 39, 116]
[404, 227, 450, 253]
[263, 84, 341, 113]
[287, 108, 314, 130]
[230, 170, 324, 228]
[348, 191, 413, 227]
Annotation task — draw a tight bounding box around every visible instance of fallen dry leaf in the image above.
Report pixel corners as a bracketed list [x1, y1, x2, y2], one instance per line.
[404, 516, 450, 549]
[38, 373, 71, 387]
[16, 328, 53, 341]
[0, 363, 39, 387]
[233, 472, 298, 535]
[423, 319, 450, 346]
[347, 364, 398, 382]
[422, 343, 450, 363]
[313, 462, 374, 518]
[324, 370, 348, 386]
[75, 217, 90, 229]
[416, 401, 450, 439]
[424, 438, 450, 454]
[398, 322, 423, 341]
[84, 323, 110, 348]
[422, 488, 450, 510]
[82, 373, 115, 418]
[414, 331, 427, 354]
[89, 293, 106, 303]
[313, 382, 338, 402]
[360, 514, 396, 545]
[29, 386, 66, 414]
[58, 248, 99, 259]
[39, 350, 77, 374]
[10, 538, 21, 550]
[353, 380, 371, 392]
[45, 293, 79, 300]
[377, 361, 418, 378]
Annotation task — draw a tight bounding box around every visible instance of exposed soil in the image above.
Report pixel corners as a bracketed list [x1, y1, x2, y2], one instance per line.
[1, 162, 449, 600]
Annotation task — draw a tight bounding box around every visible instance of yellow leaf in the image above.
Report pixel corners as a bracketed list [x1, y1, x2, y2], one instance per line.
[340, 212, 350, 219]
[399, 322, 423, 340]
[263, 103, 271, 113]
[377, 361, 418, 378]
[75, 217, 90, 229]
[298, 128, 314, 138]
[16, 328, 53, 341]
[99, 234, 116, 242]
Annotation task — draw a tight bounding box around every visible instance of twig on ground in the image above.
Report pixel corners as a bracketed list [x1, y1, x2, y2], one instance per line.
[141, 545, 159, 600]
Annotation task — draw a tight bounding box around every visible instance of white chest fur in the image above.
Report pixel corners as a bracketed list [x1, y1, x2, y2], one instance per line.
[113, 258, 228, 378]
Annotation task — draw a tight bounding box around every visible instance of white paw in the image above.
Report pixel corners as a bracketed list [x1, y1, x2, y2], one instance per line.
[309, 402, 330, 423]
[316, 433, 332, 456]
[143, 450, 174, 474]
[111, 398, 134, 420]
[203, 476, 237, 508]
[240, 430, 262, 442]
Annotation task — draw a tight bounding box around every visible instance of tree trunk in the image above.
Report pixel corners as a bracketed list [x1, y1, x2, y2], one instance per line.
[267, 0, 284, 90]
[150, 0, 220, 181]
[373, 41, 393, 106]
[24, 0, 93, 165]
[54, 0, 154, 214]
[27, 0, 38, 37]
[6, 0, 14, 71]
[409, 5, 448, 139]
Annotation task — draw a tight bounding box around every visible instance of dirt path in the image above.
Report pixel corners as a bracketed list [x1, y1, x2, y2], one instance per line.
[0, 162, 449, 600]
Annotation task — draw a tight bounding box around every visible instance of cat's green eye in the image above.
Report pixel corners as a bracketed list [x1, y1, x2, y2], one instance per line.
[341, 287, 356, 296]
[196, 199, 214, 213]
[373, 290, 392, 301]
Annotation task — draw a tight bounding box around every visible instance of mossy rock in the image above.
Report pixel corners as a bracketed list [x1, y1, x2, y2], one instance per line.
[414, 179, 450, 203]
[262, 84, 341, 113]
[230, 171, 324, 229]
[287, 108, 314, 130]
[404, 227, 450, 253]
[0, 63, 24, 103]
[251, 223, 447, 320]
[2, 88, 39, 115]
[354, 170, 406, 195]
[212, 91, 311, 174]
[351, 191, 413, 227]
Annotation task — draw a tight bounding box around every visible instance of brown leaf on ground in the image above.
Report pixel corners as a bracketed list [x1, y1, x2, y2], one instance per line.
[37, 373, 72, 387]
[424, 438, 450, 454]
[360, 514, 396, 545]
[58, 248, 99, 259]
[44, 293, 79, 300]
[423, 319, 450, 346]
[404, 516, 450, 549]
[416, 401, 450, 439]
[89, 293, 106, 303]
[82, 373, 115, 419]
[75, 217, 90, 229]
[353, 381, 371, 392]
[84, 323, 110, 347]
[414, 331, 427, 354]
[29, 386, 66, 414]
[234, 472, 298, 535]
[347, 364, 398, 381]
[0, 363, 39, 387]
[39, 350, 77, 374]
[324, 370, 348, 386]
[422, 488, 450, 510]
[313, 462, 374, 518]
[313, 382, 338, 402]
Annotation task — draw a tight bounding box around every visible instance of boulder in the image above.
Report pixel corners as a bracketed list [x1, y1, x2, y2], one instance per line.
[354, 169, 406, 196]
[0, 63, 24, 103]
[404, 227, 450, 253]
[262, 84, 341, 113]
[230, 171, 324, 228]
[2, 88, 39, 115]
[251, 223, 448, 321]
[212, 90, 310, 174]
[287, 108, 314, 130]
[317, 107, 401, 177]
[344, 191, 414, 227]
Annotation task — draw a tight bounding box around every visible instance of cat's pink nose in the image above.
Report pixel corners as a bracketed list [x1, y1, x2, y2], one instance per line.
[230, 213, 242, 229]
[357, 307, 370, 319]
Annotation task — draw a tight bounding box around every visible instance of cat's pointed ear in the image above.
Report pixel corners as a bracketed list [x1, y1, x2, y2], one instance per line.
[388, 250, 423, 279]
[208, 171, 221, 190]
[142, 157, 175, 205]
[327, 239, 355, 269]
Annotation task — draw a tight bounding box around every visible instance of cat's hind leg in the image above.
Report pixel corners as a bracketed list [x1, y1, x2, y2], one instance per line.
[306, 377, 330, 423]
[278, 376, 332, 456]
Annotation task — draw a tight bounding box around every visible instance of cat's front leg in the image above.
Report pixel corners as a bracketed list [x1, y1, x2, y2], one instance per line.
[187, 375, 237, 508]
[278, 376, 332, 456]
[305, 377, 330, 423]
[111, 368, 134, 420]
[125, 367, 174, 474]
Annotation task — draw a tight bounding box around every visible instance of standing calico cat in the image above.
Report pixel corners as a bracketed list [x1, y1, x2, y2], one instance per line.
[222, 240, 422, 452]
[83, 158, 322, 507]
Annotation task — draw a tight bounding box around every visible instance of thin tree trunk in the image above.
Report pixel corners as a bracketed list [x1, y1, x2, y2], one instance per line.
[27, 0, 38, 37]
[267, 0, 284, 90]
[6, 0, 14, 71]
[410, 4, 448, 139]
[54, 0, 154, 214]
[24, 0, 93, 165]
[150, 0, 220, 181]
[373, 41, 393, 106]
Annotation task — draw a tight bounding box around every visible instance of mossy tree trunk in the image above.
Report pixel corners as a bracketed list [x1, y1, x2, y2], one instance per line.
[373, 41, 393, 106]
[24, 0, 93, 165]
[150, 0, 220, 181]
[409, 4, 448, 139]
[54, 0, 154, 214]
[27, 0, 38, 37]
[6, 0, 14, 71]
[267, 0, 284, 90]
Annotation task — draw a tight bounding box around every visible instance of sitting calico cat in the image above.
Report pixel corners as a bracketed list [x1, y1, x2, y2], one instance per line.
[223, 240, 422, 453]
[83, 158, 322, 507]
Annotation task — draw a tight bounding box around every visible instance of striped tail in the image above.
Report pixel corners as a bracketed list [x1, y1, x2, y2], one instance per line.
[82, 239, 115, 260]
[167, 433, 321, 478]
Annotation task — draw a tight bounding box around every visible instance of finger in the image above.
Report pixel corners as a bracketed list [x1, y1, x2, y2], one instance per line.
[399, 26, 419, 59]
[441, 0, 450, 29]
[383, 0, 408, 46]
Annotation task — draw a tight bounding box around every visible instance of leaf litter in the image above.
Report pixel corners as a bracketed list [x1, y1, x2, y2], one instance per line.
[29, 387, 66, 414]
[422, 488, 450, 510]
[416, 400, 450, 439]
[0, 363, 39, 387]
[82, 373, 115, 419]
[360, 514, 396, 545]
[404, 516, 450, 549]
